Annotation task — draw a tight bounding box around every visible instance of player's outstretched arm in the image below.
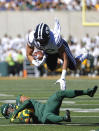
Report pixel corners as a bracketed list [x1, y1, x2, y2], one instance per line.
[10, 100, 32, 122]
[26, 44, 34, 64]
[55, 45, 68, 90]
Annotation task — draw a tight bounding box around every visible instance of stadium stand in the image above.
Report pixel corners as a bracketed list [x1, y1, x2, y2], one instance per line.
[0, 0, 99, 11]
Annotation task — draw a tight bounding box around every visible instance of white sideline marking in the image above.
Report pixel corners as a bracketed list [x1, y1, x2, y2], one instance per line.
[1, 99, 99, 105]
[0, 100, 76, 104]
[1, 116, 99, 119]
[0, 100, 16, 103]
[0, 117, 4, 119]
[72, 116, 99, 117]
[0, 94, 14, 97]
[60, 108, 99, 112]
[0, 123, 99, 127]
[62, 101, 75, 104]
[73, 104, 99, 105]
[38, 100, 75, 104]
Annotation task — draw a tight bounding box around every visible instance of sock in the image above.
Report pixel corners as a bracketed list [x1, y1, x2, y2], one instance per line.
[75, 90, 87, 96]
[75, 90, 83, 96]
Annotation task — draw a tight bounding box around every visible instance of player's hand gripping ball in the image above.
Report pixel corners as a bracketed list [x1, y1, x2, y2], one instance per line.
[33, 51, 44, 60]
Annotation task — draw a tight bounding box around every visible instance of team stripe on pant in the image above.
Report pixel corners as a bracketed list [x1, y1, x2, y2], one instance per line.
[63, 42, 76, 67]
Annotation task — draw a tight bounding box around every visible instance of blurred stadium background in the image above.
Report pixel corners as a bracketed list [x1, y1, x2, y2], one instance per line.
[0, 0, 99, 78]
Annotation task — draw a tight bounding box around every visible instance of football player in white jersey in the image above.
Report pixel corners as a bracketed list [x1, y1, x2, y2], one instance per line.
[26, 19, 90, 90]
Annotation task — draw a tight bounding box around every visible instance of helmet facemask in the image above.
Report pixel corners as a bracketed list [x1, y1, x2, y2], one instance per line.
[1, 104, 15, 119]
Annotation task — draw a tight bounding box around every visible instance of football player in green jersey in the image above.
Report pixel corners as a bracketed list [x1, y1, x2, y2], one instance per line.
[1, 86, 98, 124]
[1, 95, 34, 123]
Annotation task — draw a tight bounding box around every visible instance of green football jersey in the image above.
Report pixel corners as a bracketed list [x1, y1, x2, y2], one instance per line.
[30, 99, 45, 123]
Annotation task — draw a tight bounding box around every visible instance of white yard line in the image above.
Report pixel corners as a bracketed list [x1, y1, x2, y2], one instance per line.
[1, 99, 99, 106]
[0, 116, 98, 119]
[0, 123, 99, 127]
[0, 94, 14, 97]
[0, 100, 16, 103]
[60, 108, 99, 112]
[1, 115, 99, 119]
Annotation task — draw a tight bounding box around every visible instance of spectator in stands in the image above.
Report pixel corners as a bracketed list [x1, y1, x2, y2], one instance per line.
[95, 0, 99, 11]
[32, 0, 42, 10]
[95, 32, 99, 45]
[0, 38, 3, 61]
[0, 0, 99, 11]
[5, 53, 16, 76]
[16, 50, 24, 76]
[82, 33, 91, 49]
[86, 0, 98, 10]
[1, 34, 10, 51]
[12, 34, 25, 51]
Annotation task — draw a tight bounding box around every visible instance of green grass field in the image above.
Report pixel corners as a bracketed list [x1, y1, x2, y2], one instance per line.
[0, 77, 99, 131]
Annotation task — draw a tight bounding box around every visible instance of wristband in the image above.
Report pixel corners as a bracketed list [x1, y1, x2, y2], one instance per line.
[61, 69, 66, 79]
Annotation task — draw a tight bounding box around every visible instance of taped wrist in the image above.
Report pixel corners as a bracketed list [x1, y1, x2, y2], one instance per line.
[61, 70, 66, 79]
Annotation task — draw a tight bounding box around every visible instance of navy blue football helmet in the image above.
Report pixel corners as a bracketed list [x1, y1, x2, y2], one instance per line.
[34, 23, 50, 46]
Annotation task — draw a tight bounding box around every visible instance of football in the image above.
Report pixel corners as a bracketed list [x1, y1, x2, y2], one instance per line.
[17, 109, 34, 123]
[33, 51, 44, 60]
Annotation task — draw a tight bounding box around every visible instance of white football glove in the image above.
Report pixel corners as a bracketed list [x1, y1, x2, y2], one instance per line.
[32, 55, 46, 67]
[55, 69, 67, 90]
[55, 78, 66, 91]
[39, 55, 46, 65]
[32, 59, 40, 67]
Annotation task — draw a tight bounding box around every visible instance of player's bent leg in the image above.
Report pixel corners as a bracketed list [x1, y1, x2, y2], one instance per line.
[45, 112, 71, 123]
[56, 85, 98, 99]
[44, 86, 98, 122]
[63, 40, 77, 70]
[45, 94, 63, 115]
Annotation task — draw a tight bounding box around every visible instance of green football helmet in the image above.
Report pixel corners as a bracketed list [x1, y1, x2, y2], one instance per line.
[1, 103, 15, 119]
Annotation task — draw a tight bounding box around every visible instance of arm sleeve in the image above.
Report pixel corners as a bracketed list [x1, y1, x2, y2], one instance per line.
[14, 100, 32, 118]
[53, 19, 63, 48]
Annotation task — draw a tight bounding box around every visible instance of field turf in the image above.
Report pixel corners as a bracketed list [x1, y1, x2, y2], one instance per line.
[0, 76, 99, 131]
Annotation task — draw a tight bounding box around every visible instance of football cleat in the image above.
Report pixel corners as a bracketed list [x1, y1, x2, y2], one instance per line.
[65, 110, 71, 122]
[87, 86, 98, 97]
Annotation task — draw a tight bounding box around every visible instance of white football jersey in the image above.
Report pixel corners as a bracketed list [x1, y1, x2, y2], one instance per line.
[28, 19, 63, 54]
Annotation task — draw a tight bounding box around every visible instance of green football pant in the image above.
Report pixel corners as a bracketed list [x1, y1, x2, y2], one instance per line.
[43, 89, 88, 123]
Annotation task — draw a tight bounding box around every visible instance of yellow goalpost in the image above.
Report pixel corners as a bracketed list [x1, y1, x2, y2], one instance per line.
[82, 0, 99, 26]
